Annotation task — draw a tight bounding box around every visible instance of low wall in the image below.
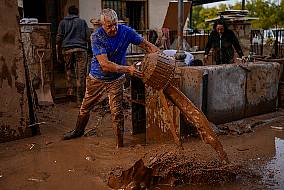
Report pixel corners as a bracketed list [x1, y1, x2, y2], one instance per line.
[127, 55, 281, 125]
[180, 62, 281, 124]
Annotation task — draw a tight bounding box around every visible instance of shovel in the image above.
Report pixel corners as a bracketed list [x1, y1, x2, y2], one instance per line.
[35, 49, 54, 106]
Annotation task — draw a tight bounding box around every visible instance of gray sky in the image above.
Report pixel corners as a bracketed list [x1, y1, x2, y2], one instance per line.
[203, 0, 239, 8]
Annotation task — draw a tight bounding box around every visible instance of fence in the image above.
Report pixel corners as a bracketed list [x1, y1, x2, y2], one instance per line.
[126, 29, 210, 55]
[127, 28, 284, 59]
[251, 29, 284, 58]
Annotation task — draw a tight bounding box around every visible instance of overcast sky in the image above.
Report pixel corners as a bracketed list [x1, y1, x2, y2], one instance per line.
[203, 0, 239, 8]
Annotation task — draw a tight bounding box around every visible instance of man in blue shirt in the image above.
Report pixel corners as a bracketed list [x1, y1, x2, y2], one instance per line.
[63, 9, 159, 148]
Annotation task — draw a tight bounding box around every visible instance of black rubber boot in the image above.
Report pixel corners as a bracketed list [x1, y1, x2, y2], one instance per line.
[63, 114, 90, 140]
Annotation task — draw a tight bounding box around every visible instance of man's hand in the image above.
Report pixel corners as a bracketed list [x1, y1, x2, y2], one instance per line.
[203, 54, 208, 64]
[241, 55, 246, 63]
[128, 65, 144, 78]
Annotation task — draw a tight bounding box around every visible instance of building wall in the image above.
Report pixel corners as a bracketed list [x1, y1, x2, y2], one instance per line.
[0, 0, 38, 142]
[79, 0, 101, 27]
[148, 0, 172, 30]
[79, 0, 172, 29]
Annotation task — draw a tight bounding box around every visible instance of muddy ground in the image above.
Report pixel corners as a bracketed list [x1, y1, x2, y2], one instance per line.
[0, 100, 284, 190]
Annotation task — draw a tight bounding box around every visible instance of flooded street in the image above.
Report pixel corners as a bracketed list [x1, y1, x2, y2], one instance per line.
[1, 1, 284, 190]
[0, 103, 284, 190]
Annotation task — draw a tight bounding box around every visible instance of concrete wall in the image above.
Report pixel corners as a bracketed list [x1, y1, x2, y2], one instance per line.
[245, 62, 280, 116]
[79, 0, 172, 29]
[0, 0, 38, 142]
[180, 68, 204, 110]
[206, 65, 246, 123]
[148, 0, 172, 30]
[180, 62, 281, 124]
[79, 0, 101, 28]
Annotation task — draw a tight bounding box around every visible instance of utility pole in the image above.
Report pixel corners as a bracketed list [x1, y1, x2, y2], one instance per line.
[242, 0, 245, 10]
[175, 0, 186, 66]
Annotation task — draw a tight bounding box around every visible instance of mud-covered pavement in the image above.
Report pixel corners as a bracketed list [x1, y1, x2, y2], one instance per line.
[0, 102, 284, 190]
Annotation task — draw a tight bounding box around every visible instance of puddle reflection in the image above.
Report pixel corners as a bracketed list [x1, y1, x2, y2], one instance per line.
[152, 137, 284, 190]
[263, 137, 284, 189]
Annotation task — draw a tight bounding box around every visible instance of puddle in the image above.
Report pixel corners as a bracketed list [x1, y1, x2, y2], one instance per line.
[262, 137, 284, 189]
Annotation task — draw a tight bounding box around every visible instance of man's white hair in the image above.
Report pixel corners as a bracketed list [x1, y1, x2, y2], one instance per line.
[100, 8, 118, 23]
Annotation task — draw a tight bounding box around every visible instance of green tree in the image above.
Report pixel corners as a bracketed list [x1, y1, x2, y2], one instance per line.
[191, 0, 284, 30]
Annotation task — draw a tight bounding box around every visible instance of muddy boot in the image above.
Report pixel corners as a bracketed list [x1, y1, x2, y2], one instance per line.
[63, 114, 90, 140]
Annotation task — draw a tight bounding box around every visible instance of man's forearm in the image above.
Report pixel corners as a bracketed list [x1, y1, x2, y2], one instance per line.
[101, 60, 129, 74]
[96, 54, 130, 74]
[139, 39, 159, 53]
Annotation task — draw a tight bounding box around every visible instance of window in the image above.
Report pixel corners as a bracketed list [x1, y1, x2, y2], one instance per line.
[102, 0, 126, 21]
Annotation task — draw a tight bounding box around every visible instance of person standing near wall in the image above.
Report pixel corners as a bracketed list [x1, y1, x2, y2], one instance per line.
[56, 5, 91, 103]
[203, 18, 245, 65]
[62, 8, 159, 148]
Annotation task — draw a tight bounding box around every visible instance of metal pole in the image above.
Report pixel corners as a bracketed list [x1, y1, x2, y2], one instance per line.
[175, 0, 186, 66]
[189, 4, 193, 29]
[242, 0, 245, 10]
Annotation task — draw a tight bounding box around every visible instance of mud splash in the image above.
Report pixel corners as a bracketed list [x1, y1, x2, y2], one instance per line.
[108, 150, 239, 189]
[164, 85, 229, 163]
[142, 52, 229, 163]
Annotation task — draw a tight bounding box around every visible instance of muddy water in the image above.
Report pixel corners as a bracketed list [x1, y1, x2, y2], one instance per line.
[141, 52, 228, 163]
[1, 102, 284, 190]
[174, 137, 284, 190]
[262, 137, 284, 189]
[155, 136, 284, 190]
[108, 148, 239, 189]
[164, 85, 229, 163]
[108, 122, 284, 190]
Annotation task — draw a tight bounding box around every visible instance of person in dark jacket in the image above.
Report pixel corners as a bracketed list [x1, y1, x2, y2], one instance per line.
[204, 18, 244, 65]
[56, 5, 91, 102]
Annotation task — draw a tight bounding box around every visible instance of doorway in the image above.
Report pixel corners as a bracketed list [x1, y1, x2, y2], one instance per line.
[126, 1, 147, 31]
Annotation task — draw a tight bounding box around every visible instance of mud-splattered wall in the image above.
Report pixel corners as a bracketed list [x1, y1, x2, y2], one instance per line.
[180, 63, 281, 124]
[0, 0, 37, 142]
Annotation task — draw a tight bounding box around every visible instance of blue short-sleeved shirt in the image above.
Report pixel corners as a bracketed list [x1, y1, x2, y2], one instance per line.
[90, 24, 143, 81]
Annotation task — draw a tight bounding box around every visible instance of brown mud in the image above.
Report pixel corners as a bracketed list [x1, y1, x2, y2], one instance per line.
[0, 101, 284, 190]
[142, 52, 228, 163]
[164, 84, 228, 163]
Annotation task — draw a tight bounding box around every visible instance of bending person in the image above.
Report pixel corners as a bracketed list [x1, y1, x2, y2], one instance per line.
[62, 9, 159, 148]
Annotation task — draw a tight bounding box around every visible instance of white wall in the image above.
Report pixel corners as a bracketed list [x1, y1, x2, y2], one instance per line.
[148, 0, 172, 30]
[79, 0, 183, 30]
[79, 0, 101, 28]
